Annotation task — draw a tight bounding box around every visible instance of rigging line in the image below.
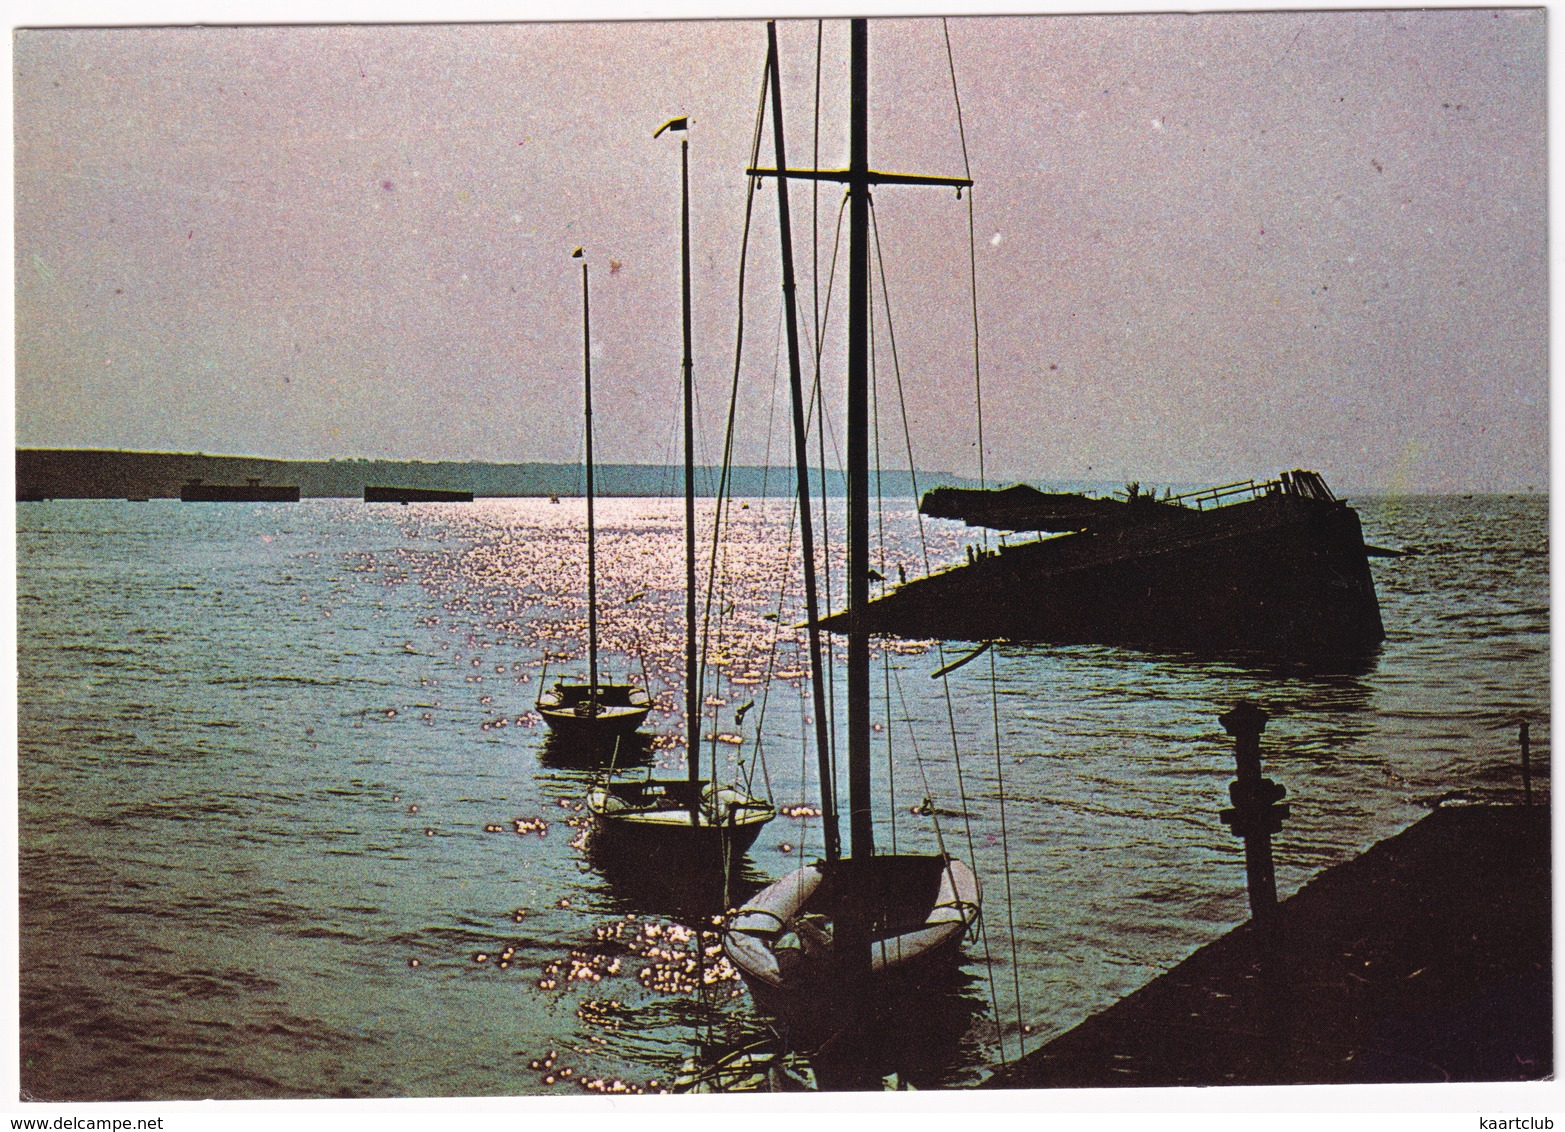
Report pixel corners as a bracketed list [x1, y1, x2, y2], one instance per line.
[799, 674, 811, 870]
[706, 515, 741, 787]
[812, 19, 823, 381]
[699, 325, 753, 728]
[867, 196, 934, 576]
[884, 646, 898, 854]
[867, 200, 1001, 1004]
[809, 230, 852, 481]
[886, 656, 1001, 1069]
[988, 644, 1026, 1059]
[869, 277, 897, 855]
[755, 294, 787, 506]
[934, 648, 982, 905]
[802, 194, 850, 481]
[698, 51, 771, 726]
[811, 20, 827, 704]
[752, 22, 837, 834]
[748, 479, 805, 803]
[745, 567, 798, 809]
[942, 18, 990, 533]
[932, 642, 1008, 1066]
[888, 661, 949, 863]
[708, 475, 754, 795]
[804, 189, 849, 441]
[804, 187, 849, 782]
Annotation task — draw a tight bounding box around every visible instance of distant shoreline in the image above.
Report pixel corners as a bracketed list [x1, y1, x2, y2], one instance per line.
[13, 448, 975, 501]
[14, 449, 1540, 501]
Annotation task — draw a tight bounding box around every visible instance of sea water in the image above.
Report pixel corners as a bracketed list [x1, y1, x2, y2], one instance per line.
[16, 494, 1548, 1098]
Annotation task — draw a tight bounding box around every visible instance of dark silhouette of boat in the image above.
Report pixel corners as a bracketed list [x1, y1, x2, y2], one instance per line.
[826, 469, 1387, 656]
[535, 248, 652, 748]
[179, 477, 299, 503]
[363, 485, 473, 503]
[537, 679, 652, 743]
[583, 118, 774, 869]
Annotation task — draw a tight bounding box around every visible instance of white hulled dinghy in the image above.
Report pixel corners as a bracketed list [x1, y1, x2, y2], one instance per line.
[726, 853, 980, 1020]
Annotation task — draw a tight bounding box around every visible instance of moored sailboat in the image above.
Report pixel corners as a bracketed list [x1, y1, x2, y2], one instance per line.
[585, 117, 774, 867]
[537, 248, 653, 747]
[722, 20, 983, 1029]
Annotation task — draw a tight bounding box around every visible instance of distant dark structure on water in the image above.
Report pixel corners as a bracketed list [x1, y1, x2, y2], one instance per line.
[15, 448, 971, 501]
[179, 478, 300, 503]
[833, 470, 1389, 657]
[363, 485, 473, 504]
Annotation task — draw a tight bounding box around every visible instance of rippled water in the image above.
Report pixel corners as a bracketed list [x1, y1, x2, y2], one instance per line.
[17, 494, 1548, 1099]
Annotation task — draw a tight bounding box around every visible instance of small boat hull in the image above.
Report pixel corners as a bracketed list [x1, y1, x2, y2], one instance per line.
[537, 681, 652, 745]
[588, 777, 775, 865]
[723, 854, 981, 1024]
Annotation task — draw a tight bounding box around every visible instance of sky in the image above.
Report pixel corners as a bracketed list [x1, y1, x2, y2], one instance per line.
[12, 7, 1548, 493]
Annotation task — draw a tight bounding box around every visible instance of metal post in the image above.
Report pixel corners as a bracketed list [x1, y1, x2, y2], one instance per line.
[1218, 702, 1289, 923]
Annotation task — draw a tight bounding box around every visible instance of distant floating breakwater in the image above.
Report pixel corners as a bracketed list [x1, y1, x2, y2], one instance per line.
[15, 449, 974, 501]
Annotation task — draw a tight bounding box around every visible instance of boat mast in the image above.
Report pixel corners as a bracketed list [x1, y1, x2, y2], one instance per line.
[747, 20, 969, 858]
[680, 129, 700, 792]
[577, 249, 600, 710]
[765, 22, 840, 863]
[845, 17, 873, 859]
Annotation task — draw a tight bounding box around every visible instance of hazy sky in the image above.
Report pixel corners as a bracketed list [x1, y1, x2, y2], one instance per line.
[14, 9, 1547, 492]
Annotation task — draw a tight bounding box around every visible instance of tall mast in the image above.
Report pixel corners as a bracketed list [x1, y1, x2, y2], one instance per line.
[654, 115, 699, 789]
[681, 133, 699, 789]
[845, 17, 873, 859]
[579, 252, 599, 708]
[746, 19, 970, 859]
[766, 21, 839, 863]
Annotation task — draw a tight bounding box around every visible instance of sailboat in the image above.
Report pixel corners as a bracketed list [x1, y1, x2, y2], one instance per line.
[536, 248, 654, 746]
[722, 20, 983, 1027]
[586, 118, 774, 866]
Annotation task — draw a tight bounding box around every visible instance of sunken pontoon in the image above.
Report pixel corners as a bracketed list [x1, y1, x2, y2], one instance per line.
[830, 469, 1387, 656]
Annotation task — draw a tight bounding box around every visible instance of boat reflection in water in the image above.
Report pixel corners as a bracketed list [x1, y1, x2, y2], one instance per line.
[581, 826, 771, 928]
[675, 961, 993, 1092]
[537, 729, 654, 772]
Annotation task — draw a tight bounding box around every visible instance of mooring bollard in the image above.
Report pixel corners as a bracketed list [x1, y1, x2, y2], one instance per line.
[1520, 720, 1532, 806]
[1218, 702, 1289, 924]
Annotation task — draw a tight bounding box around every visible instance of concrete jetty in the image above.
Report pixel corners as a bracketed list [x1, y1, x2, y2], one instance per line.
[989, 803, 1550, 1088]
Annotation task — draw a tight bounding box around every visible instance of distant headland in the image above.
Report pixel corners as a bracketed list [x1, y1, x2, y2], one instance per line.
[15, 449, 976, 501]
